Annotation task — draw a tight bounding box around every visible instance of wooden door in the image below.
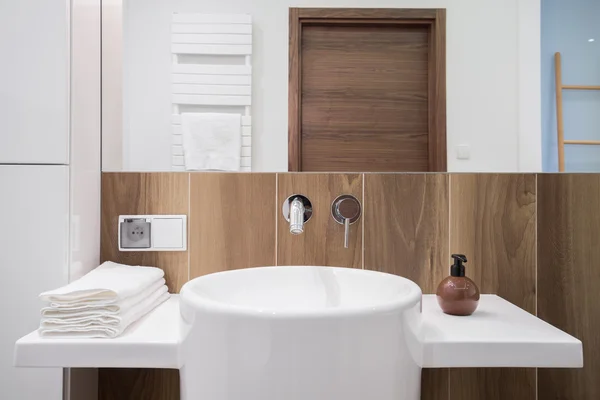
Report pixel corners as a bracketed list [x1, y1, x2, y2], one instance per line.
[289, 8, 446, 172]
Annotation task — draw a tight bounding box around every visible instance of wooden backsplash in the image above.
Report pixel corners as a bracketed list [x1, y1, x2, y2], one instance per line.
[100, 172, 597, 400]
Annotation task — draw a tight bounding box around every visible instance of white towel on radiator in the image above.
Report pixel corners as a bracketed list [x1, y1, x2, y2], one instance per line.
[40, 278, 166, 317]
[39, 287, 170, 338]
[181, 112, 241, 171]
[39, 261, 164, 306]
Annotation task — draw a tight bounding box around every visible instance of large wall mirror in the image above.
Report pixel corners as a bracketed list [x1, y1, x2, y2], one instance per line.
[103, 1, 565, 173]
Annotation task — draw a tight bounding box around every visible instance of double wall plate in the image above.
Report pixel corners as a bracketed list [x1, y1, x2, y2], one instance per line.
[118, 215, 187, 251]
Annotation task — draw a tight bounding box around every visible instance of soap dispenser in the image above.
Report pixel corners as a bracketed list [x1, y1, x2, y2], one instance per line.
[436, 254, 480, 316]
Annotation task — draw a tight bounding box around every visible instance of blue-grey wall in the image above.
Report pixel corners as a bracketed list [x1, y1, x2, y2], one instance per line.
[542, 0, 600, 171]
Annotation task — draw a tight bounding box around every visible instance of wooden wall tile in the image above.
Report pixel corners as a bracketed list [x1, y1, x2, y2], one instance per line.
[277, 173, 362, 268]
[448, 368, 534, 400]
[364, 174, 449, 400]
[364, 174, 448, 291]
[101, 173, 189, 293]
[100, 173, 188, 400]
[449, 174, 537, 309]
[449, 174, 536, 400]
[189, 173, 276, 277]
[538, 174, 600, 399]
[98, 369, 179, 400]
[421, 369, 449, 400]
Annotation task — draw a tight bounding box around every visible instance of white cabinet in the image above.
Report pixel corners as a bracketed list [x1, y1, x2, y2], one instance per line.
[0, 166, 69, 400]
[0, 1, 69, 164]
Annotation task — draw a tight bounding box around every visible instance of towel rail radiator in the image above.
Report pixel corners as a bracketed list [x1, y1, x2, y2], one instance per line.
[171, 13, 253, 171]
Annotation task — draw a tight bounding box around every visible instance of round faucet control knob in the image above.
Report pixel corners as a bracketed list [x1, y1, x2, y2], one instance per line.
[331, 195, 362, 248]
[335, 197, 361, 221]
[332, 195, 361, 224]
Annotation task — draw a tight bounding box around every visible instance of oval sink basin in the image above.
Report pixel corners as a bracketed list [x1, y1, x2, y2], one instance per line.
[182, 265, 421, 316]
[180, 266, 423, 400]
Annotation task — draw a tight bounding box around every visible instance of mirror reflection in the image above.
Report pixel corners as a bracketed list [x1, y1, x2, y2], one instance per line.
[103, 0, 600, 173]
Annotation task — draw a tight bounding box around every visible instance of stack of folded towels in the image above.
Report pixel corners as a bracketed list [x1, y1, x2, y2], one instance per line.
[38, 261, 170, 338]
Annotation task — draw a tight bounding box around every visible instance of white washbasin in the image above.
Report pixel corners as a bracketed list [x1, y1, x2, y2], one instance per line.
[181, 265, 421, 316]
[179, 266, 423, 400]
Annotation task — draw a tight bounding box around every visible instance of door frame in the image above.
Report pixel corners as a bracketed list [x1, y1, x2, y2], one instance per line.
[288, 8, 447, 172]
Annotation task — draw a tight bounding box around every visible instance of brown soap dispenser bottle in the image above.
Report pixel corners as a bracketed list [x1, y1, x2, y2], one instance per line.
[436, 254, 480, 316]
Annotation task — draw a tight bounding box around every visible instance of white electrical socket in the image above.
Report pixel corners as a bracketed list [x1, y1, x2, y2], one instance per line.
[127, 224, 145, 241]
[120, 218, 151, 249]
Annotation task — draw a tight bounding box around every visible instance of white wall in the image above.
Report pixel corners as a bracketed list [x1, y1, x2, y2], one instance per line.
[68, 1, 102, 398]
[0, 0, 101, 398]
[71, 0, 102, 282]
[0, 0, 69, 164]
[518, 0, 542, 172]
[103, 0, 125, 171]
[118, 0, 541, 172]
[0, 166, 68, 400]
[0, 1, 70, 399]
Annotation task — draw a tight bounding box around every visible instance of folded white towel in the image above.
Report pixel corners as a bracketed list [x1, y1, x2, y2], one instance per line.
[40, 278, 166, 318]
[39, 261, 164, 305]
[181, 112, 242, 171]
[41, 285, 168, 327]
[39, 288, 170, 338]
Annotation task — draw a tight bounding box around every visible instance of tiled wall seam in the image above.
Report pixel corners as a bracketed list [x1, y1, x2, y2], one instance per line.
[361, 173, 365, 270]
[447, 173, 452, 400]
[534, 173, 538, 400]
[275, 173, 279, 266]
[187, 173, 191, 282]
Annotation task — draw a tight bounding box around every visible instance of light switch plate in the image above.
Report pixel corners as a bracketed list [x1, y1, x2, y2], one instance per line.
[118, 215, 187, 252]
[456, 144, 471, 160]
[152, 218, 184, 249]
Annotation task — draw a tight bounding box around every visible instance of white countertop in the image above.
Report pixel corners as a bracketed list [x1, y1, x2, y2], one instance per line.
[15, 296, 182, 369]
[14, 294, 582, 369]
[420, 295, 582, 368]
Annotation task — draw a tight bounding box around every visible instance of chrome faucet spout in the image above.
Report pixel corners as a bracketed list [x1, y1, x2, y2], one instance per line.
[282, 194, 312, 235]
[289, 197, 305, 235]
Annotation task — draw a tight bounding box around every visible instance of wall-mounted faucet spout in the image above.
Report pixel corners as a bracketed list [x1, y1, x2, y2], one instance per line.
[282, 194, 312, 235]
[289, 197, 305, 235]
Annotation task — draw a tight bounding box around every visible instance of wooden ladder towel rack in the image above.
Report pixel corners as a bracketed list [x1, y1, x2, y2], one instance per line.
[555, 52, 600, 172]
